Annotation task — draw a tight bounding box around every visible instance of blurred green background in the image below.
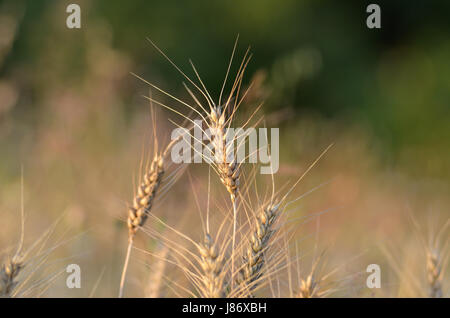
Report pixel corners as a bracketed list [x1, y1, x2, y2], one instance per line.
[1, 0, 449, 180]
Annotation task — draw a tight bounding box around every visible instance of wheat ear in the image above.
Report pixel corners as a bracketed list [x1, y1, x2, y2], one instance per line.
[210, 106, 240, 199]
[0, 255, 23, 297]
[236, 201, 280, 294]
[198, 233, 226, 298]
[119, 153, 164, 297]
[209, 103, 240, 290]
[426, 248, 443, 298]
[297, 258, 322, 298]
[127, 154, 165, 238]
[298, 276, 318, 298]
[425, 219, 449, 298]
[1, 171, 25, 298]
[118, 130, 185, 298]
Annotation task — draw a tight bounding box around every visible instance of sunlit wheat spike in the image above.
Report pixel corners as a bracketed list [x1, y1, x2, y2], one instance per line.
[297, 258, 322, 298]
[425, 219, 449, 298]
[120, 133, 183, 298]
[120, 152, 165, 298]
[127, 154, 165, 239]
[209, 101, 240, 200]
[198, 42, 251, 291]
[198, 233, 226, 298]
[0, 254, 23, 297]
[296, 248, 345, 298]
[426, 248, 442, 298]
[1, 171, 25, 298]
[236, 201, 280, 293]
[409, 216, 448, 298]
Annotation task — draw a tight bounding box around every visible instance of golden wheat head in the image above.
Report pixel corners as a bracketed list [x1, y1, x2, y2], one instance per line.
[236, 201, 280, 292]
[127, 154, 165, 239]
[0, 255, 23, 297]
[198, 233, 226, 298]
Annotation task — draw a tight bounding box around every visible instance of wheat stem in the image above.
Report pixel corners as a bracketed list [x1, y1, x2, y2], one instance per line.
[231, 195, 237, 291]
[118, 239, 133, 298]
[119, 151, 165, 297]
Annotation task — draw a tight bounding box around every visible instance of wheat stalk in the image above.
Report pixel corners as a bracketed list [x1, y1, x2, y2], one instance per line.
[194, 41, 253, 291]
[146, 246, 169, 298]
[119, 153, 164, 297]
[208, 102, 241, 289]
[139, 38, 254, 291]
[119, 132, 183, 297]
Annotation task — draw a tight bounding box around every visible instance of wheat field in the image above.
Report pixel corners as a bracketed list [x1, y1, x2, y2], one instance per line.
[0, 1, 449, 299]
